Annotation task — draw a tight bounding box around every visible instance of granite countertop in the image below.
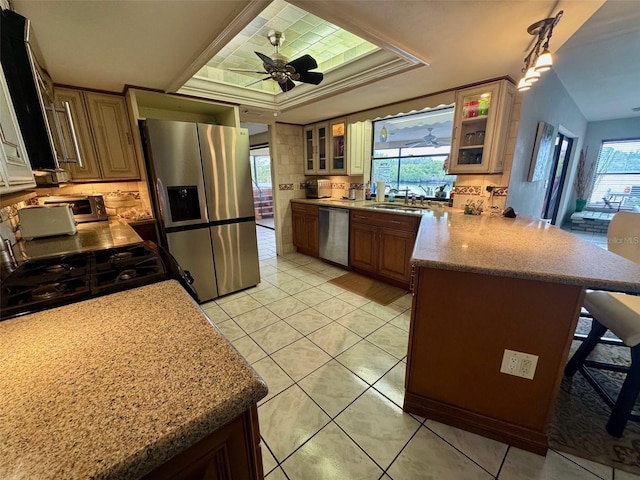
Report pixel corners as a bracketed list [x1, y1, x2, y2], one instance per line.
[0, 280, 268, 479]
[290, 198, 640, 293]
[411, 209, 640, 293]
[290, 197, 446, 215]
[16, 219, 143, 262]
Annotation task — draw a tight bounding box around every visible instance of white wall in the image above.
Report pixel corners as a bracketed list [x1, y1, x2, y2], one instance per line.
[507, 71, 587, 222]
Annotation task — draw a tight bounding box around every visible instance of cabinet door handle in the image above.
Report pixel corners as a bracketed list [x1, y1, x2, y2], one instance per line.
[410, 264, 416, 296]
[63, 101, 84, 168]
[126, 132, 132, 145]
[390, 220, 402, 225]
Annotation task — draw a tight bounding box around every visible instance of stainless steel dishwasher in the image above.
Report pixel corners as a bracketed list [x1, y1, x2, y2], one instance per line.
[319, 207, 349, 266]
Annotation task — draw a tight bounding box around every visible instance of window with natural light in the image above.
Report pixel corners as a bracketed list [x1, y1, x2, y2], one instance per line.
[371, 107, 456, 199]
[588, 139, 640, 211]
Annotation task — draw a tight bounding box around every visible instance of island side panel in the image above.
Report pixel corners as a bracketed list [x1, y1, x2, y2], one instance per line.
[404, 267, 583, 454]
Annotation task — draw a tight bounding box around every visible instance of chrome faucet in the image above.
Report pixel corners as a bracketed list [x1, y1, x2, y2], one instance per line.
[419, 185, 430, 196]
[398, 188, 410, 204]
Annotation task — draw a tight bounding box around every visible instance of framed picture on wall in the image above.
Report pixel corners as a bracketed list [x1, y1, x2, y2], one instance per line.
[528, 121, 555, 182]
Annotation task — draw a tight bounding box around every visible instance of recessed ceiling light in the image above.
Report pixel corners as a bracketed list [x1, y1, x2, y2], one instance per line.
[632, 106, 640, 112]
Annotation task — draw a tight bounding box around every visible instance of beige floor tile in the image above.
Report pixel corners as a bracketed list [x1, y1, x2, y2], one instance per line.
[214, 290, 248, 305]
[214, 319, 246, 341]
[283, 265, 316, 279]
[335, 389, 421, 469]
[372, 361, 406, 408]
[259, 264, 279, 278]
[202, 303, 230, 323]
[391, 293, 413, 310]
[247, 286, 290, 305]
[231, 335, 267, 364]
[276, 277, 312, 295]
[425, 420, 508, 477]
[266, 296, 309, 319]
[307, 322, 362, 356]
[388, 426, 494, 480]
[318, 282, 348, 296]
[299, 271, 332, 287]
[317, 297, 358, 320]
[252, 357, 294, 404]
[284, 308, 333, 335]
[271, 338, 332, 381]
[292, 288, 333, 307]
[360, 301, 406, 321]
[336, 339, 398, 384]
[265, 466, 287, 480]
[337, 309, 386, 337]
[366, 323, 409, 359]
[499, 448, 605, 479]
[261, 441, 278, 476]
[250, 320, 304, 354]
[298, 360, 368, 417]
[281, 422, 383, 479]
[336, 291, 371, 308]
[259, 385, 330, 461]
[263, 271, 297, 287]
[218, 296, 262, 317]
[389, 310, 411, 332]
[553, 452, 612, 479]
[233, 307, 281, 334]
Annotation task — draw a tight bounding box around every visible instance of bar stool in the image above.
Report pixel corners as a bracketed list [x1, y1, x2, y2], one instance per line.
[564, 211, 640, 437]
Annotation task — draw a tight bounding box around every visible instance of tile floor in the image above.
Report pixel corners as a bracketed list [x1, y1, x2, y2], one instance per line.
[199, 226, 635, 480]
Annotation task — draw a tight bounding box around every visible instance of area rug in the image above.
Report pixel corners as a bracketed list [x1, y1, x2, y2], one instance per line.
[548, 316, 640, 476]
[328, 272, 407, 306]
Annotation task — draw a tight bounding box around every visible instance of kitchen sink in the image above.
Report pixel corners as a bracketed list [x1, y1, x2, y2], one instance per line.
[366, 204, 431, 214]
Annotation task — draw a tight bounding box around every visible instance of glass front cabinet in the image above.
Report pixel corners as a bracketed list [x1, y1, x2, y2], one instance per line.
[329, 118, 347, 174]
[448, 79, 515, 174]
[303, 122, 329, 175]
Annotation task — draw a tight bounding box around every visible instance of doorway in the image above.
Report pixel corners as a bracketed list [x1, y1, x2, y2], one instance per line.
[541, 132, 574, 224]
[250, 145, 274, 229]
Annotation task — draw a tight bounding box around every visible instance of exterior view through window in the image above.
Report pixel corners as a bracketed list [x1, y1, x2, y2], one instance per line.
[250, 146, 273, 228]
[371, 107, 456, 199]
[588, 139, 640, 211]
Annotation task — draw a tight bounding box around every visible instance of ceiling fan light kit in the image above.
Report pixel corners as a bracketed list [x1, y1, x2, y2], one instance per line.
[229, 30, 324, 93]
[518, 11, 562, 92]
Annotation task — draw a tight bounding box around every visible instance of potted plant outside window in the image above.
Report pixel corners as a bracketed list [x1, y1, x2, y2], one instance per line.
[573, 148, 595, 212]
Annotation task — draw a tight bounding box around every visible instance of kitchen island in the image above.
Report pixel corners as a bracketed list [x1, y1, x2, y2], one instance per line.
[0, 280, 268, 479]
[405, 209, 640, 454]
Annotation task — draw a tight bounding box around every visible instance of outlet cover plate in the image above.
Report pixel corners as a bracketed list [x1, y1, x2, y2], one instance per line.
[500, 349, 539, 380]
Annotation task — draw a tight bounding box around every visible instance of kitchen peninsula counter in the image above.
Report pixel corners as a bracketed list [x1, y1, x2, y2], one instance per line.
[0, 280, 268, 479]
[404, 210, 640, 455]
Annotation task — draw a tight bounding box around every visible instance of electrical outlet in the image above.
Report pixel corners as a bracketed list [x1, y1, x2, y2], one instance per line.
[500, 349, 539, 380]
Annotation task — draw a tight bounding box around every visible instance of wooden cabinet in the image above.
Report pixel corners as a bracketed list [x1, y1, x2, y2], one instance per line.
[448, 79, 515, 174]
[303, 123, 329, 175]
[143, 406, 264, 480]
[292, 202, 319, 257]
[0, 62, 35, 193]
[349, 210, 419, 287]
[54, 88, 140, 181]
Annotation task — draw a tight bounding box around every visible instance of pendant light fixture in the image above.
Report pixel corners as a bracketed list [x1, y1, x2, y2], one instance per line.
[518, 11, 563, 92]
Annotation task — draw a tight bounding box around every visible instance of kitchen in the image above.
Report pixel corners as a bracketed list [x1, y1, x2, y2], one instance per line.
[2, 0, 640, 479]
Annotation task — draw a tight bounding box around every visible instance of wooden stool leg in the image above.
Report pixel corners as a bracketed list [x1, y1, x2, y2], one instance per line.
[565, 320, 608, 377]
[607, 345, 640, 437]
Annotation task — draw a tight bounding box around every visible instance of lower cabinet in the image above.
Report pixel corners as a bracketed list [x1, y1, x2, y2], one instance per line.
[350, 210, 419, 288]
[143, 405, 264, 480]
[292, 202, 319, 257]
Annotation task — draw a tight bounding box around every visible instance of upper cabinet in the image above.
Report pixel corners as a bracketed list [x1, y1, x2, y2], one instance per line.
[304, 117, 369, 176]
[329, 118, 347, 174]
[54, 88, 139, 181]
[0, 62, 35, 193]
[304, 122, 329, 175]
[448, 80, 515, 174]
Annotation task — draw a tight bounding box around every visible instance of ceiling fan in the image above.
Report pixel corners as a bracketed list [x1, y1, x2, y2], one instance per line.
[405, 128, 450, 148]
[229, 30, 324, 93]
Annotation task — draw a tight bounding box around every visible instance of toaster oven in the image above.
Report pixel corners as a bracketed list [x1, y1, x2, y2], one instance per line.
[306, 179, 331, 198]
[42, 194, 108, 223]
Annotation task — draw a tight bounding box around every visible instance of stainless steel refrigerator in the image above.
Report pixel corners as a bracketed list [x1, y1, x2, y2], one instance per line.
[141, 119, 260, 302]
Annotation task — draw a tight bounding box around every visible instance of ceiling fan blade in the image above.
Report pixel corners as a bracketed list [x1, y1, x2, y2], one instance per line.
[229, 68, 269, 74]
[296, 71, 323, 85]
[255, 51, 276, 67]
[287, 54, 318, 72]
[245, 76, 272, 87]
[279, 78, 296, 93]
